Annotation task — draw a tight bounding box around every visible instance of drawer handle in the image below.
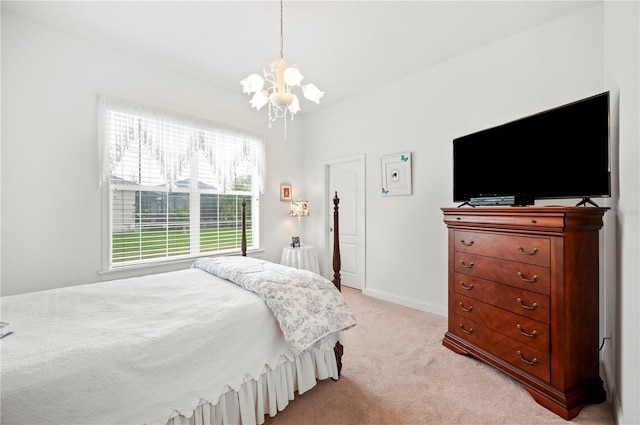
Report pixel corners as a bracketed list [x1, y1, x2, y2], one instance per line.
[458, 302, 473, 312]
[517, 298, 538, 310]
[460, 260, 474, 268]
[517, 246, 539, 256]
[459, 281, 474, 290]
[517, 272, 539, 283]
[459, 323, 474, 334]
[517, 350, 538, 365]
[460, 239, 474, 247]
[516, 324, 538, 338]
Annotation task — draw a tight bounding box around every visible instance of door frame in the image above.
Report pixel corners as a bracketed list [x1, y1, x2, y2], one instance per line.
[324, 154, 366, 291]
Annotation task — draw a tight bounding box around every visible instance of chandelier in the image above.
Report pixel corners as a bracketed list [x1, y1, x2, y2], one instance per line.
[240, 0, 323, 138]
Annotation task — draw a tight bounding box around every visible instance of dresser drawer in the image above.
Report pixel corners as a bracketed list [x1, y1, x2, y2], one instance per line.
[454, 293, 549, 351]
[454, 231, 550, 267]
[455, 253, 550, 295]
[452, 314, 550, 383]
[444, 210, 565, 232]
[454, 273, 550, 323]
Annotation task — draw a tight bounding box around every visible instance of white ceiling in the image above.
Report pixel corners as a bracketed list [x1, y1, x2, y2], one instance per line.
[2, 1, 598, 112]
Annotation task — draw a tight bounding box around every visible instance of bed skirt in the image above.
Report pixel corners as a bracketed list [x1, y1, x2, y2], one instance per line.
[167, 342, 340, 425]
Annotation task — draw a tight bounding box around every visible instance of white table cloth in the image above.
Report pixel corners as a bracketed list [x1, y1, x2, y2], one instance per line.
[280, 245, 320, 274]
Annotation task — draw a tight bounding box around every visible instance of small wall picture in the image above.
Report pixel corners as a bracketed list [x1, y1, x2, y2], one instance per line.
[291, 236, 301, 248]
[381, 152, 412, 196]
[280, 184, 292, 201]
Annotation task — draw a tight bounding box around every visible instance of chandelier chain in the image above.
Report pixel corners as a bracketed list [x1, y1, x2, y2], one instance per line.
[280, 0, 284, 59]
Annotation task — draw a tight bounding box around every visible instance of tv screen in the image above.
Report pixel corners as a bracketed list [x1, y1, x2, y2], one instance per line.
[453, 92, 610, 205]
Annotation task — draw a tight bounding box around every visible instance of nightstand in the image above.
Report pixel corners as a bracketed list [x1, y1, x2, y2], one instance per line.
[280, 245, 319, 274]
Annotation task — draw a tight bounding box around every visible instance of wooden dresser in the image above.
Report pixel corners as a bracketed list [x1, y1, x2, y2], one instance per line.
[441, 206, 607, 420]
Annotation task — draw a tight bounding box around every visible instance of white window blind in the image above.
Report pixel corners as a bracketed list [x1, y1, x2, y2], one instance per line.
[99, 96, 264, 269]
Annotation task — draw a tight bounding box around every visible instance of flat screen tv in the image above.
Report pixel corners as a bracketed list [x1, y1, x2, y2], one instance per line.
[453, 92, 610, 206]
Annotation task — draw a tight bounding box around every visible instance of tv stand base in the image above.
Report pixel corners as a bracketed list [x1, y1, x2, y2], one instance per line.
[576, 197, 600, 207]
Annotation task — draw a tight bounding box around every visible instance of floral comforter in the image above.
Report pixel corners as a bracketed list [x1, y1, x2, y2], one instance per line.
[192, 256, 356, 354]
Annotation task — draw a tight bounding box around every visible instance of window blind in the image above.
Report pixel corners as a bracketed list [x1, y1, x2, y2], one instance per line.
[100, 96, 264, 268]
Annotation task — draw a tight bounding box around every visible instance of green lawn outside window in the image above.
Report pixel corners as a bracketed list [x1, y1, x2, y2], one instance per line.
[112, 227, 253, 263]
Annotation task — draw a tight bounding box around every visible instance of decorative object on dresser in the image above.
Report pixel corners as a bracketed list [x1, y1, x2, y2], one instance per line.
[441, 206, 608, 420]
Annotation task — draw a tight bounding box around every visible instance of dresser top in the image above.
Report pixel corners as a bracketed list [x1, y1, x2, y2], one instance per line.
[442, 206, 608, 232]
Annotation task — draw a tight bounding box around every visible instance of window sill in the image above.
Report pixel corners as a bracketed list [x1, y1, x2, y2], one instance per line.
[99, 249, 265, 282]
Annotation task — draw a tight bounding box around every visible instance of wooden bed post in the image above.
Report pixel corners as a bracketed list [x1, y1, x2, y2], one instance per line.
[332, 192, 344, 377]
[241, 198, 247, 256]
[332, 192, 341, 291]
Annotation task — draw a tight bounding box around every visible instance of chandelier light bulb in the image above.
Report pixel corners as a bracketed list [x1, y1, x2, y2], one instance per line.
[241, 74, 265, 94]
[288, 95, 300, 114]
[284, 66, 304, 86]
[249, 91, 269, 111]
[302, 84, 324, 104]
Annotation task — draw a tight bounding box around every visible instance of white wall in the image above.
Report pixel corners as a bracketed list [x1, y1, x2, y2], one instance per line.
[303, 4, 639, 425]
[0, 11, 305, 295]
[604, 3, 640, 424]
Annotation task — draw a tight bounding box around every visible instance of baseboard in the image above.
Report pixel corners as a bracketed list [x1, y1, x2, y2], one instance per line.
[363, 287, 447, 317]
[602, 360, 623, 425]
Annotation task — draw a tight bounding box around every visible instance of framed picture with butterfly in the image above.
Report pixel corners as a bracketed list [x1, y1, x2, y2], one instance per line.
[381, 152, 412, 196]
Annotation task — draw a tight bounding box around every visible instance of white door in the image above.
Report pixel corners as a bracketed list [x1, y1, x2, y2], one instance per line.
[326, 155, 365, 290]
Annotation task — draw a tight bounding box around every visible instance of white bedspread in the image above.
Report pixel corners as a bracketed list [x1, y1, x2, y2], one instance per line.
[0, 268, 331, 425]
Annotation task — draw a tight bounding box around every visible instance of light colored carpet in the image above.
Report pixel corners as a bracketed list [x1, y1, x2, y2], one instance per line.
[265, 287, 615, 425]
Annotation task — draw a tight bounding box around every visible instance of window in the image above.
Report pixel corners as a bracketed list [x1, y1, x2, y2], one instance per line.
[100, 96, 264, 269]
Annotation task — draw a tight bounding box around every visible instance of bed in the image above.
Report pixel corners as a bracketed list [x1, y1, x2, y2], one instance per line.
[0, 193, 354, 425]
